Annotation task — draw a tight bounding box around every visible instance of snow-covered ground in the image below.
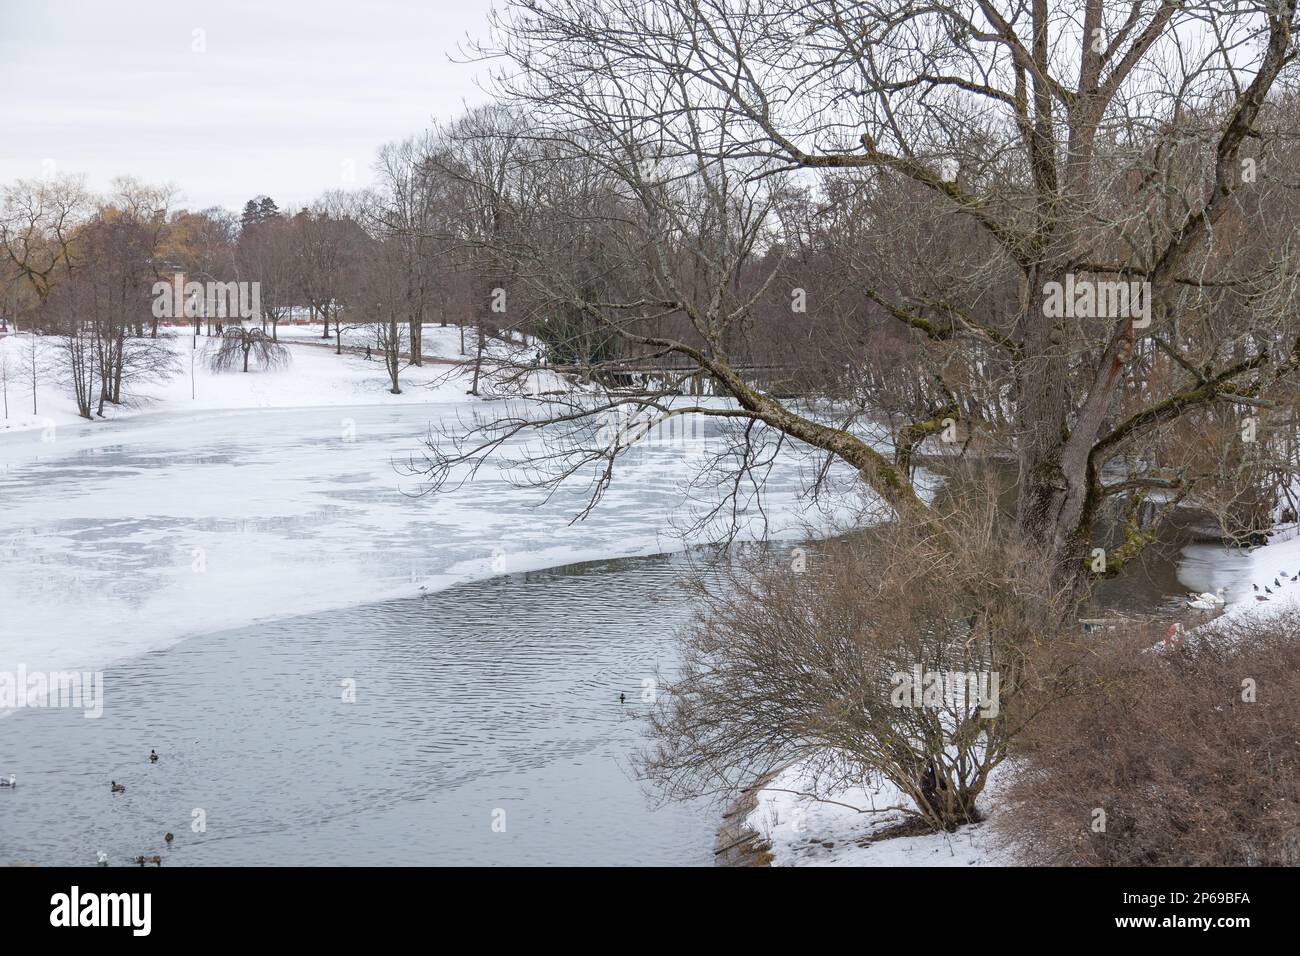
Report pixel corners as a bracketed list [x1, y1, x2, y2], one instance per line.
[750, 526, 1300, 867]
[0, 326, 878, 690]
[1208, 524, 1300, 619]
[275, 321, 507, 361]
[748, 760, 1012, 867]
[1175, 521, 1300, 613]
[0, 325, 519, 435]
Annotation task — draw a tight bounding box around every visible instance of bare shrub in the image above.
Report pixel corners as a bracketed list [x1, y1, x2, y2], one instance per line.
[644, 487, 1077, 832]
[209, 327, 290, 374]
[998, 612, 1300, 865]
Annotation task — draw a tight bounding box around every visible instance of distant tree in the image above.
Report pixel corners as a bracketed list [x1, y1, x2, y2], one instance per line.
[240, 200, 260, 231]
[422, 106, 532, 394]
[37, 192, 179, 418]
[107, 177, 176, 338]
[236, 215, 295, 340]
[43, 278, 98, 418]
[351, 225, 407, 394]
[0, 175, 90, 305]
[160, 207, 239, 336]
[292, 195, 367, 350]
[209, 326, 290, 373]
[0, 348, 10, 419]
[240, 195, 280, 233]
[17, 330, 43, 415]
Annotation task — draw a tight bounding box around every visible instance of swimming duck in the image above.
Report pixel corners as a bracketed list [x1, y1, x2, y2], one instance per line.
[96, 851, 108, 865]
[149, 750, 158, 763]
[133, 856, 146, 866]
[150, 855, 161, 866]
[0, 775, 15, 788]
[619, 693, 626, 704]
[164, 832, 174, 844]
[111, 781, 125, 793]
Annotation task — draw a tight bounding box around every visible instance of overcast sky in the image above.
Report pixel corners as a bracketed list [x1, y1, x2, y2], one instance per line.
[0, 0, 497, 212]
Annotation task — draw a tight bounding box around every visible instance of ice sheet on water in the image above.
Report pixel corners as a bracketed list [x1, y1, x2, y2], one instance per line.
[0, 399, 869, 681]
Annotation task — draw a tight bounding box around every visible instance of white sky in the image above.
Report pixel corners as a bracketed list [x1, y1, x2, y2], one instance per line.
[0, 0, 498, 212]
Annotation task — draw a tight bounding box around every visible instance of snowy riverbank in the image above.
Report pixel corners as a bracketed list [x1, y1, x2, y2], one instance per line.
[746, 761, 1012, 867]
[0, 325, 523, 434]
[740, 527, 1300, 867]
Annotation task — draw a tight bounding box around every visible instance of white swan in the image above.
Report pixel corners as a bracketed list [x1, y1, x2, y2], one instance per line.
[1186, 587, 1226, 608]
[0, 774, 14, 788]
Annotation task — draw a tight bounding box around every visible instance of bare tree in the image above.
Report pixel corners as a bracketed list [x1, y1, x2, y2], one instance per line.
[164, 206, 240, 336]
[0, 175, 89, 306]
[44, 277, 98, 419]
[421, 106, 537, 395]
[237, 213, 295, 340]
[209, 326, 290, 373]
[292, 194, 367, 352]
[38, 201, 178, 418]
[0, 347, 10, 420]
[646, 483, 1072, 832]
[350, 213, 410, 394]
[434, 0, 1300, 593]
[373, 136, 449, 366]
[16, 329, 45, 415]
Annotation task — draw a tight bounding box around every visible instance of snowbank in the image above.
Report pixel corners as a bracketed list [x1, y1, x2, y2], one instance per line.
[747, 760, 1012, 867]
[747, 527, 1300, 867]
[1214, 525, 1300, 618]
[0, 326, 491, 435]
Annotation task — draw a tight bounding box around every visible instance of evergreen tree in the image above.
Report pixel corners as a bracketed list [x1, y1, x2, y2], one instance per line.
[240, 196, 281, 232]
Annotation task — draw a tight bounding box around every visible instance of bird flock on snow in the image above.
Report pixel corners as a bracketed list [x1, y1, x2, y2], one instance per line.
[1185, 567, 1300, 613]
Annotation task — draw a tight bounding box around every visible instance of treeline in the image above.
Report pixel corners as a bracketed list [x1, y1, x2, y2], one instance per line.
[2, 3, 1299, 545]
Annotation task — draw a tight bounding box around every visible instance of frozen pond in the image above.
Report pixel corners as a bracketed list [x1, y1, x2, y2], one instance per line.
[0, 553, 720, 866]
[0, 400, 837, 677]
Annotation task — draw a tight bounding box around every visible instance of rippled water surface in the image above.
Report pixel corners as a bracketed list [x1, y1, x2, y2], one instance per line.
[0, 553, 719, 866]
